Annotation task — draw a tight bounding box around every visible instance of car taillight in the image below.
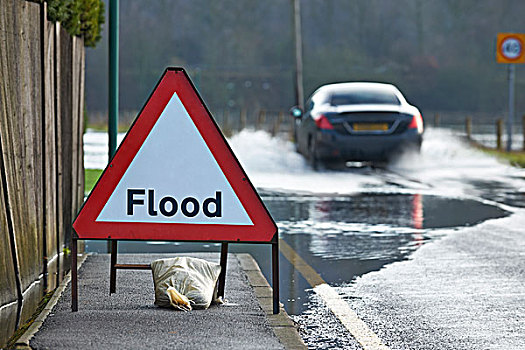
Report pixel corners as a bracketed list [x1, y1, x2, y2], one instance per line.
[314, 114, 334, 130]
[408, 114, 424, 134]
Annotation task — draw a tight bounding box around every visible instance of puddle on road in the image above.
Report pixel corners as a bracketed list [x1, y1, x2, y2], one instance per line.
[262, 192, 508, 314]
[465, 178, 525, 208]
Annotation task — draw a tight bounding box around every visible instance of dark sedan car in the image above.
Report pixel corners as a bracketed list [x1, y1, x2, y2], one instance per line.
[290, 82, 424, 168]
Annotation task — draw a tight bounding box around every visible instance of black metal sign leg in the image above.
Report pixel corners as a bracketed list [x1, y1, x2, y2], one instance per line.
[109, 240, 118, 294]
[272, 239, 280, 314]
[217, 242, 228, 298]
[71, 238, 78, 312]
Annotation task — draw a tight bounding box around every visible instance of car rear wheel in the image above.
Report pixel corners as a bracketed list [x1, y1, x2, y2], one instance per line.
[294, 137, 301, 154]
[325, 160, 347, 170]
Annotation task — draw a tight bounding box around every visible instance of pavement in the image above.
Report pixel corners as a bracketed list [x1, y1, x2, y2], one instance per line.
[21, 253, 305, 349]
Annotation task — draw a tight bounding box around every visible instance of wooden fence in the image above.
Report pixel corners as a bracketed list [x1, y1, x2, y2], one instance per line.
[0, 1, 85, 346]
[433, 113, 525, 151]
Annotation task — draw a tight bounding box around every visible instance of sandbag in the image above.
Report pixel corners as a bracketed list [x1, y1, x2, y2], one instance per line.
[151, 257, 222, 311]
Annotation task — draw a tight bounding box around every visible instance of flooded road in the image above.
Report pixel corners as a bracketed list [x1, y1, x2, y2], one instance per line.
[85, 191, 508, 313]
[85, 128, 524, 348]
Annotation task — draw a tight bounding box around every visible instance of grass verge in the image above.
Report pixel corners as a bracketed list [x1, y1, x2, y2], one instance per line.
[85, 168, 103, 194]
[466, 138, 525, 168]
[478, 147, 525, 168]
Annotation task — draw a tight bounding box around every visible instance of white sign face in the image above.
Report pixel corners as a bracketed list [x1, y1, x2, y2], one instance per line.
[96, 92, 253, 225]
[501, 37, 522, 60]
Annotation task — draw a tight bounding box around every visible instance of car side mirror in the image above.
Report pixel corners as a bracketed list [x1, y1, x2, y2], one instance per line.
[289, 106, 303, 118]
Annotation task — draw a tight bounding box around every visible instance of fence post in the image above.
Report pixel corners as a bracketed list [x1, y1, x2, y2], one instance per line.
[256, 110, 266, 130]
[465, 116, 472, 140]
[271, 110, 285, 137]
[497, 118, 503, 150]
[434, 113, 440, 127]
[239, 108, 247, 131]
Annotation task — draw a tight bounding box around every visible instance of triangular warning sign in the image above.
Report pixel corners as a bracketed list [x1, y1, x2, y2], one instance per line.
[73, 68, 277, 242]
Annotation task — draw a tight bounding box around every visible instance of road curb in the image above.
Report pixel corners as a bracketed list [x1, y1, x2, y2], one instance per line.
[13, 253, 89, 349]
[236, 253, 306, 350]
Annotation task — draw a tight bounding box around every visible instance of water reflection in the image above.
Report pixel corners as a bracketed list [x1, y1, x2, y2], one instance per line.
[411, 194, 425, 248]
[263, 191, 507, 229]
[412, 194, 423, 229]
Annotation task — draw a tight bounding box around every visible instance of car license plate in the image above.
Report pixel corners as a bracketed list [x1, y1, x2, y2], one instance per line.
[352, 123, 389, 131]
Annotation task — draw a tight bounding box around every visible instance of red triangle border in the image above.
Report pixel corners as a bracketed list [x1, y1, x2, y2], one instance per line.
[73, 68, 277, 242]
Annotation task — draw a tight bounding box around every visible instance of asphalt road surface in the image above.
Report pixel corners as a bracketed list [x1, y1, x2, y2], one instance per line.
[345, 212, 525, 350]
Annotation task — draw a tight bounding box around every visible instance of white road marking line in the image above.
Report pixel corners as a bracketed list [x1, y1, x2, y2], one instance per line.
[279, 239, 390, 350]
[314, 283, 390, 350]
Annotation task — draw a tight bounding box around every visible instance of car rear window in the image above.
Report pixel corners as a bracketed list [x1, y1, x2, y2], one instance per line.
[330, 89, 400, 106]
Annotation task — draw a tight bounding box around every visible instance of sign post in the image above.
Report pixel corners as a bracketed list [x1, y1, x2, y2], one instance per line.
[508, 64, 516, 152]
[496, 33, 525, 151]
[72, 68, 279, 313]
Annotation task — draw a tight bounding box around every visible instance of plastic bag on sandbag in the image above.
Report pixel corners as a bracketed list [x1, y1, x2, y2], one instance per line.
[151, 257, 222, 311]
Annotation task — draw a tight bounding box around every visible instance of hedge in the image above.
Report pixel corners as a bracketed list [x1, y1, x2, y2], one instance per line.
[46, 0, 105, 47]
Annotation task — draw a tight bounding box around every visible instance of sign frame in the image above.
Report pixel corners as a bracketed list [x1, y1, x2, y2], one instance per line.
[71, 68, 280, 314]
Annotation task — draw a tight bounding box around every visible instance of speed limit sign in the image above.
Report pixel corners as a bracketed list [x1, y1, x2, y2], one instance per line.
[497, 33, 525, 63]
